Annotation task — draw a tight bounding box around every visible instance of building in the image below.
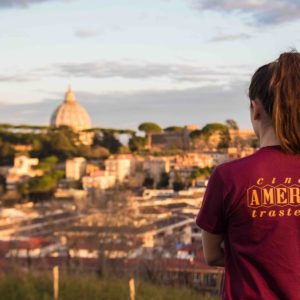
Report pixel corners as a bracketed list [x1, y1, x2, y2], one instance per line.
[203, 151, 229, 165]
[229, 129, 256, 142]
[169, 168, 194, 188]
[143, 157, 170, 184]
[151, 124, 198, 151]
[171, 152, 214, 169]
[50, 87, 91, 131]
[6, 156, 43, 190]
[82, 170, 116, 191]
[9, 155, 39, 177]
[66, 157, 87, 180]
[50, 87, 93, 145]
[104, 154, 133, 183]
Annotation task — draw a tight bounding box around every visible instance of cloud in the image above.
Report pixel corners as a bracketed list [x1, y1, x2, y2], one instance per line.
[0, 73, 38, 82]
[74, 29, 100, 39]
[0, 0, 71, 9]
[190, 0, 300, 25]
[209, 33, 252, 42]
[0, 67, 47, 82]
[0, 81, 252, 129]
[0, 61, 251, 85]
[56, 61, 250, 83]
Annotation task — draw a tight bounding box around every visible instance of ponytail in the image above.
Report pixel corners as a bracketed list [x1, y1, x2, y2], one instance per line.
[249, 51, 300, 154]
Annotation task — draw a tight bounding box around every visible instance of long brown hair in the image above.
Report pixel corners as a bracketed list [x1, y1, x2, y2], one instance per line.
[249, 51, 300, 154]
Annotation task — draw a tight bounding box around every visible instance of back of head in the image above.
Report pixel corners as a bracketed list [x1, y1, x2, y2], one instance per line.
[249, 50, 300, 154]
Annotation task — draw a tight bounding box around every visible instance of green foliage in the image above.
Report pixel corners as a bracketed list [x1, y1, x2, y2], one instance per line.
[31, 138, 43, 155]
[157, 172, 170, 188]
[18, 182, 30, 200]
[88, 146, 110, 159]
[172, 172, 185, 191]
[0, 124, 98, 161]
[164, 126, 184, 133]
[76, 144, 92, 158]
[29, 174, 57, 193]
[0, 271, 218, 300]
[117, 145, 131, 154]
[201, 123, 228, 138]
[225, 119, 239, 130]
[201, 123, 230, 149]
[93, 131, 122, 154]
[0, 123, 14, 130]
[38, 156, 58, 171]
[19, 170, 64, 201]
[87, 127, 136, 136]
[0, 138, 14, 165]
[68, 180, 83, 189]
[128, 135, 147, 152]
[189, 129, 203, 140]
[191, 167, 214, 180]
[250, 138, 259, 149]
[138, 122, 162, 134]
[0, 174, 6, 195]
[46, 127, 77, 159]
[143, 175, 155, 188]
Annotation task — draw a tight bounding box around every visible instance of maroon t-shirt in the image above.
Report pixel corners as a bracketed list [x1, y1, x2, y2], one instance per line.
[196, 145, 300, 300]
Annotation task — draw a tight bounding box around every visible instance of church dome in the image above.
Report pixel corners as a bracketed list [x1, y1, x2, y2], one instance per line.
[50, 87, 92, 131]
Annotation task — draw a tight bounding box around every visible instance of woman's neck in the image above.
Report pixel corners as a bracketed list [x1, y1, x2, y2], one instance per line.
[259, 124, 280, 148]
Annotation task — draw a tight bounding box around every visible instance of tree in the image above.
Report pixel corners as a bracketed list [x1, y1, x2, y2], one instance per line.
[172, 172, 185, 191]
[19, 170, 64, 202]
[45, 127, 78, 159]
[189, 130, 206, 150]
[94, 131, 122, 154]
[143, 175, 155, 189]
[251, 138, 259, 149]
[157, 172, 169, 189]
[138, 122, 162, 150]
[30, 138, 43, 156]
[164, 126, 183, 133]
[38, 156, 58, 171]
[201, 123, 230, 150]
[0, 175, 6, 195]
[88, 146, 110, 159]
[190, 166, 214, 180]
[0, 138, 15, 165]
[128, 135, 147, 152]
[226, 119, 239, 130]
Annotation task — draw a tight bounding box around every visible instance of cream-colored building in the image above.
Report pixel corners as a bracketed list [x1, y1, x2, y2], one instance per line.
[82, 170, 116, 190]
[143, 157, 170, 183]
[66, 157, 86, 180]
[227, 147, 256, 160]
[171, 152, 214, 169]
[229, 129, 256, 140]
[203, 151, 229, 165]
[104, 154, 133, 183]
[8, 155, 40, 177]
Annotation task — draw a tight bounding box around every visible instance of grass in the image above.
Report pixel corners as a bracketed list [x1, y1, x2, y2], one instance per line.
[0, 271, 219, 300]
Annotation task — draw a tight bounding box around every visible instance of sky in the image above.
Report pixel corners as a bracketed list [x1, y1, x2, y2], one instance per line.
[0, 0, 299, 131]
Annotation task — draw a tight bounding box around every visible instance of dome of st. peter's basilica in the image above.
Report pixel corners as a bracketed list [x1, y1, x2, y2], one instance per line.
[50, 87, 92, 131]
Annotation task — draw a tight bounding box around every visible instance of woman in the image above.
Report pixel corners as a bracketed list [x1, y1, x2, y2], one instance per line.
[196, 51, 300, 299]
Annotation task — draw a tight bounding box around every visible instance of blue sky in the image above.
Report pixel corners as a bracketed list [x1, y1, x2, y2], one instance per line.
[0, 0, 299, 130]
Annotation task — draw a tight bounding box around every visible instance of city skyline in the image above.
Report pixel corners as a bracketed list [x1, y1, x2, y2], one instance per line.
[0, 0, 299, 130]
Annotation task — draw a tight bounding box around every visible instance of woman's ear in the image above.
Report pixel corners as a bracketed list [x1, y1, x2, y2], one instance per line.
[251, 100, 261, 121]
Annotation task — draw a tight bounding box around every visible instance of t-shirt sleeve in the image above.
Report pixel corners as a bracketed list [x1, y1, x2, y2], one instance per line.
[196, 167, 227, 234]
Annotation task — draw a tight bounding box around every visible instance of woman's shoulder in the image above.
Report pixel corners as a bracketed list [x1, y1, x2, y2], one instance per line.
[215, 145, 299, 180]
